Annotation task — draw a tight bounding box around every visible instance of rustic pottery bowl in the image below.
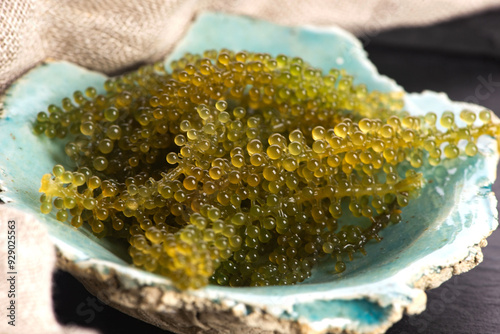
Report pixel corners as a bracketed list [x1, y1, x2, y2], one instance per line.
[1, 12, 498, 334]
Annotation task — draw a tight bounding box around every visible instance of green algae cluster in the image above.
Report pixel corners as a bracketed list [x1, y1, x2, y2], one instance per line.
[33, 50, 497, 289]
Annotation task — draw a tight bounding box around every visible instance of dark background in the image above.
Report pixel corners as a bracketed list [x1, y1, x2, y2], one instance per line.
[53, 9, 500, 334]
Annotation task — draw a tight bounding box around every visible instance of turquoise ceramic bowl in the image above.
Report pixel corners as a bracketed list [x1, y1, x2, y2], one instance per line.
[1, 12, 498, 334]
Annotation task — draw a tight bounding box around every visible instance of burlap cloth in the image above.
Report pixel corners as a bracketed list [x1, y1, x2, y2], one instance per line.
[1, 1, 500, 333]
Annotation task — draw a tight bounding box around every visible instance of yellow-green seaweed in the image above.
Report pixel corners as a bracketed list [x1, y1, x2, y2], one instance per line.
[35, 50, 498, 289]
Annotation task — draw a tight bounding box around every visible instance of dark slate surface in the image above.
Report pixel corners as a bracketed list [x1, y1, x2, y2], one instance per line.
[53, 9, 500, 334]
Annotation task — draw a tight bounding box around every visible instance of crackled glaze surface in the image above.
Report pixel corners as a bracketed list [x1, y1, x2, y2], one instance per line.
[1, 12, 498, 334]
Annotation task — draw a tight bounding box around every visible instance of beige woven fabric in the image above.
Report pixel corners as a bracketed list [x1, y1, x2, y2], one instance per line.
[2, 0, 500, 94]
[0, 207, 99, 334]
